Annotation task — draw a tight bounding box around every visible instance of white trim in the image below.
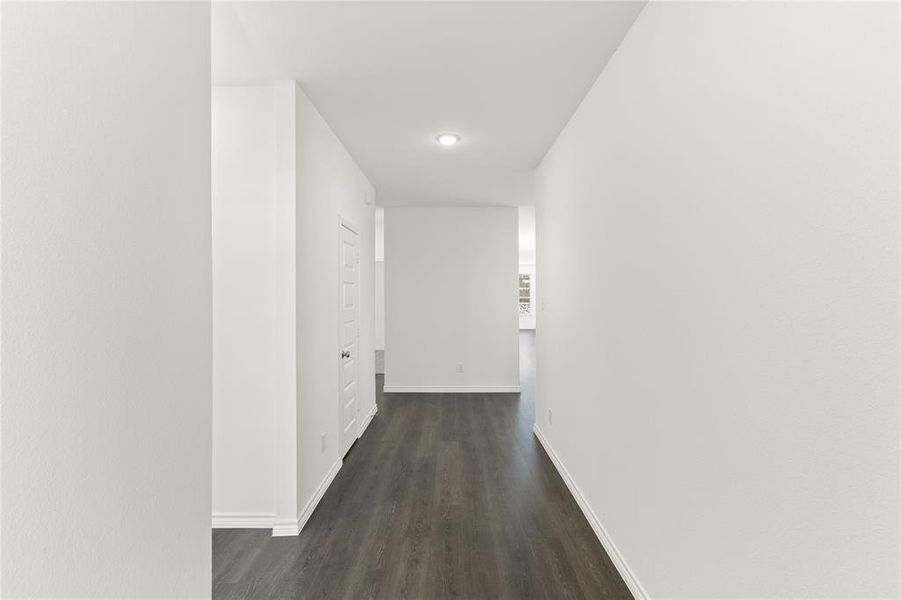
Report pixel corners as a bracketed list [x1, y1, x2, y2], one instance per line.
[212, 513, 275, 529]
[358, 402, 378, 438]
[297, 457, 342, 533]
[533, 424, 649, 600]
[271, 458, 343, 537]
[382, 385, 521, 394]
[271, 518, 300, 537]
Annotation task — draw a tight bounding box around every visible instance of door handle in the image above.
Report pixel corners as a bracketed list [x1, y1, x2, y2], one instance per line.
[341, 350, 350, 359]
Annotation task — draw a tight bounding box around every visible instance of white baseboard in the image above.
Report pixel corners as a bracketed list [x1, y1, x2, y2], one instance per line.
[212, 512, 275, 529]
[271, 518, 300, 537]
[271, 457, 343, 537]
[359, 403, 378, 437]
[533, 424, 649, 600]
[383, 385, 521, 393]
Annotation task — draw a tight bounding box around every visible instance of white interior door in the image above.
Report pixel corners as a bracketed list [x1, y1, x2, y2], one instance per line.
[339, 222, 360, 456]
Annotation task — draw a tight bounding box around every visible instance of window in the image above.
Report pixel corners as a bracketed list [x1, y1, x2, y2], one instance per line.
[519, 273, 532, 315]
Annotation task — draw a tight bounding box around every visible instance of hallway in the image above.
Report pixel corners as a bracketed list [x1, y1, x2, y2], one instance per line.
[5, 3, 898, 597]
[212, 331, 631, 599]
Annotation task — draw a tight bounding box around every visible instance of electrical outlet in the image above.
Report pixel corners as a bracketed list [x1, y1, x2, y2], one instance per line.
[321, 433, 327, 453]
[457, 363, 464, 374]
[548, 409, 553, 425]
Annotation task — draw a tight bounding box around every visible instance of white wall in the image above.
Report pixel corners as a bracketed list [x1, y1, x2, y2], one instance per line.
[375, 261, 385, 350]
[273, 81, 300, 534]
[535, 3, 899, 599]
[1, 2, 212, 597]
[211, 82, 375, 536]
[518, 205, 536, 264]
[212, 86, 277, 523]
[375, 207, 385, 350]
[385, 207, 519, 392]
[293, 84, 377, 519]
[375, 206, 385, 262]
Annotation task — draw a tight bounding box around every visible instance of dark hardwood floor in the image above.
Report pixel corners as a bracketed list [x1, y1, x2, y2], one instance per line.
[212, 331, 632, 599]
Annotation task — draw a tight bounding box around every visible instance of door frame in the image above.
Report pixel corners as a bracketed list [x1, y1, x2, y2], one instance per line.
[337, 215, 361, 457]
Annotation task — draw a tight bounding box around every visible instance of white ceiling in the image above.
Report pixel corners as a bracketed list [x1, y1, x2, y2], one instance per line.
[212, 1, 645, 206]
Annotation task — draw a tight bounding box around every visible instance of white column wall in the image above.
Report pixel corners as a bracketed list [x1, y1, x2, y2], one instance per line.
[385, 207, 519, 392]
[1, 2, 212, 596]
[535, 3, 899, 598]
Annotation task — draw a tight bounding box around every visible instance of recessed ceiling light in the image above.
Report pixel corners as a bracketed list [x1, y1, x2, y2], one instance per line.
[436, 133, 461, 147]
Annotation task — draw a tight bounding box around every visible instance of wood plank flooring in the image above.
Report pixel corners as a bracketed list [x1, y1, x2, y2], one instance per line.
[212, 332, 632, 599]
